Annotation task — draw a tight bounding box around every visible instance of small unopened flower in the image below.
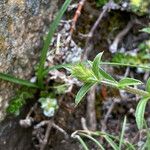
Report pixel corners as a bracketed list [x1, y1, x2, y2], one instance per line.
[71, 63, 96, 83]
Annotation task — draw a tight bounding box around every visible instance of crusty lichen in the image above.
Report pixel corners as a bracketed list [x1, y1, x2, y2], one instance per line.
[0, 0, 59, 121]
[0, 36, 6, 53]
[8, 0, 24, 5]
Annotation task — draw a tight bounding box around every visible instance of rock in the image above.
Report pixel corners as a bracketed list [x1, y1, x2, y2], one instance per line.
[0, 115, 33, 150]
[0, 0, 60, 149]
[0, 0, 58, 121]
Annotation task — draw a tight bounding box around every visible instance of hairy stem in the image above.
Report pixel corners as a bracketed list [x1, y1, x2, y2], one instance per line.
[101, 80, 149, 97]
[124, 86, 149, 97]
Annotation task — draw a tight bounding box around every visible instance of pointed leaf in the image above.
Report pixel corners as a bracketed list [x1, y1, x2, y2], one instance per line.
[0, 73, 39, 88]
[101, 62, 150, 70]
[92, 52, 103, 79]
[75, 82, 95, 105]
[119, 116, 127, 150]
[37, 0, 72, 86]
[76, 136, 89, 150]
[103, 132, 135, 150]
[140, 27, 150, 34]
[103, 135, 119, 150]
[146, 77, 150, 93]
[135, 97, 150, 129]
[118, 78, 142, 88]
[99, 68, 116, 82]
[80, 133, 105, 150]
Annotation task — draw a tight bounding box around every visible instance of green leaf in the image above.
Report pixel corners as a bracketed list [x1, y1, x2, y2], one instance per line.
[76, 136, 89, 150]
[80, 133, 105, 150]
[99, 68, 116, 82]
[141, 121, 150, 150]
[146, 77, 150, 93]
[75, 82, 95, 105]
[101, 62, 150, 70]
[140, 27, 150, 34]
[7, 90, 34, 115]
[135, 97, 150, 129]
[103, 135, 119, 150]
[0, 73, 38, 88]
[118, 78, 142, 88]
[92, 52, 103, 79]
[125, 143, 136, 150]
[119, 116, 127, 150]
[37, 0, 72, 87]
[103, 132, 135, 150]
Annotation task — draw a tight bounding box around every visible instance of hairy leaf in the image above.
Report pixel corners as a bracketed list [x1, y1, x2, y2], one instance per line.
[118, 78, 142, 88]
[92, 52, 103, 79]
[75, 82, 95, 105]
[99, 68, 116, 82]
[135, 97, 150, 129]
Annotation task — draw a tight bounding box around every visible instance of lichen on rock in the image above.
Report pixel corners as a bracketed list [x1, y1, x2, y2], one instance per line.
[0, 0, 58, 121]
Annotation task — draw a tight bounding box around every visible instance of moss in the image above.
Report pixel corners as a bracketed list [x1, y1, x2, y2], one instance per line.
[130, 0, 150, 15]
[95, 0, 109, 7]
[104, 12, 127, 41]
[95, 0, 121, 7]
[112, 40, 150, 66]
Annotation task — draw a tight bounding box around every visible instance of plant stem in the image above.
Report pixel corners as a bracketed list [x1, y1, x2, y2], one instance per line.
[37, 0, 71, 87]
[101, 62, 150, 70]
[101, 80, 118, 87]
[124, 86, 149, 97]
[101, 80, 149, 97]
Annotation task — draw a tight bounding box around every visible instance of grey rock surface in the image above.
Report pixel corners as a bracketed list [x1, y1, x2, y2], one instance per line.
[0, 115, 33, 150]
[0, 0, 59, 149]
[0, 0, 58, 121]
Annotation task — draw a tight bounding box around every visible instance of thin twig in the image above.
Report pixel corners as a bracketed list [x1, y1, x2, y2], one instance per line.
[86, 85, 97, 131]
[144, 72, 150, 81]
[124, 67, 130, 77]
[82, 0, 119, 60]
[53, 123, 69, 139]
[34, 119, 68, 150]
[81, 117, 92, 137]
[82, 4, 108, 60]
[101, 101, 116, 132]
[34, 120, 50, 129]
[81, 117, 89, 131]
[70, 0, 86, 35]
[40, 120, 53, 150]
[109, 20, 134, 53]
[19, 103, 37, 128]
